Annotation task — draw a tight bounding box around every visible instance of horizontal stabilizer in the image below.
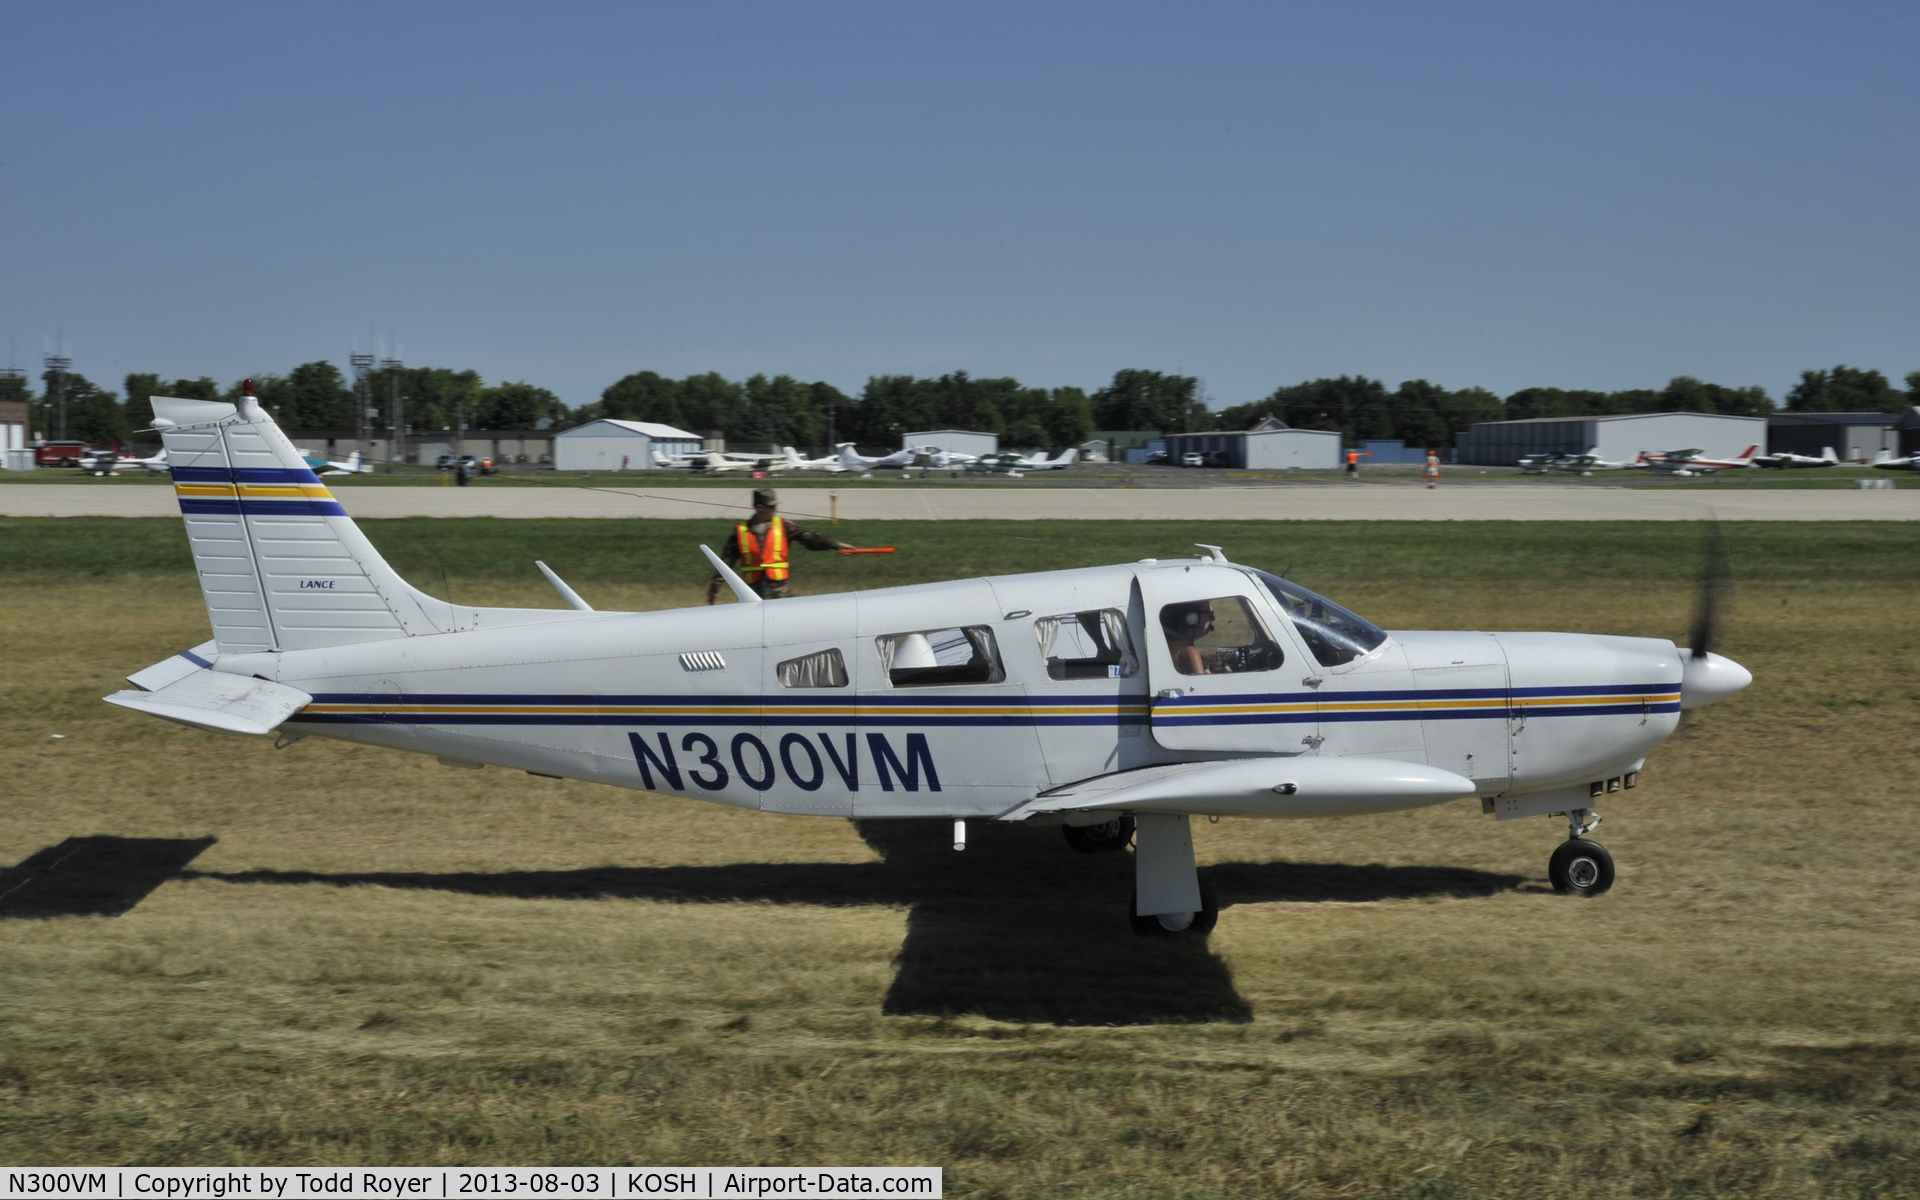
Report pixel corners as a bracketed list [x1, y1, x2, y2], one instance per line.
[125, 641, 218, 692]
[1005, 755, 1477, 820]
[105, 670, 312, 736]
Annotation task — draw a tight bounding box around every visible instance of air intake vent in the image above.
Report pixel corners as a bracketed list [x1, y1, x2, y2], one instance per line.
[679, 651, 727, 672]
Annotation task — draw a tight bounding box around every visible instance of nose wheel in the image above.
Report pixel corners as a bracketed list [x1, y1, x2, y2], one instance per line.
[1549, 837, 1615, 897]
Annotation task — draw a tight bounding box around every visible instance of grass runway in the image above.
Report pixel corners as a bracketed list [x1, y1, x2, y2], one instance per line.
[2, 518, 1918, 1196]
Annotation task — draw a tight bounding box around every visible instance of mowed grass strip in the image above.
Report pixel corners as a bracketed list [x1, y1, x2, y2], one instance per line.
[2, 518, 1917, 1196]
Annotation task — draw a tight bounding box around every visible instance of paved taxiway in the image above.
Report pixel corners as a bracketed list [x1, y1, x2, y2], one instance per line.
[4, 482, 1916, 520]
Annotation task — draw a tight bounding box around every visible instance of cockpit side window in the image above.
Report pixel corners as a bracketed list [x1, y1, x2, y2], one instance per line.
[1158, 596, 1283, 676]
[1254, 570, 1388, 667]
[777, 647, 848, 688]
[1035, 609, 1139, 680]
[877, 626, 1005, 687]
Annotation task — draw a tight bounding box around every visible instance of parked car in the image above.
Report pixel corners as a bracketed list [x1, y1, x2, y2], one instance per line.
[1204, 450, 1235, 468]
[1144, 450, 1170, 465]
[435, 454, 456, 470]
[1181, 452, 1205, 467]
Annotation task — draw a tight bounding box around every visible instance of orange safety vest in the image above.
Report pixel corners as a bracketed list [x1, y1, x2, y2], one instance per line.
[736, 518, 790, 583]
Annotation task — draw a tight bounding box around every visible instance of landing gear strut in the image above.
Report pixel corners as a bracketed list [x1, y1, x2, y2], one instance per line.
[1128, 813, 1216, 936]
[1549, 808, 1615, 897]
[1131, 880, 1219, 936]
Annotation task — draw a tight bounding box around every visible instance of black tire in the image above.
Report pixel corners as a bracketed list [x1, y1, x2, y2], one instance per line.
[1129, 879, 1219, 937]
[1549, 839, 1615, 897]
[1062, 814, 1135, 854]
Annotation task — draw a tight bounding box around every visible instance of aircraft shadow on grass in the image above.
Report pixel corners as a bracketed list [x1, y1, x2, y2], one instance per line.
[175, 821, 1523, 1027]
[0, 835, 216, 920]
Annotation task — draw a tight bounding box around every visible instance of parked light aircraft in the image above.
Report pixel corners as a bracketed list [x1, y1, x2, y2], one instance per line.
[125, 447, 173, 474]
[1016, 448, 1078, 471]
[964, 452, 1030, 477]
[1518, 448, 1640, 476]
[835, 444, 919, 473]
[780, 447, 846, 473]
[1633, 449, 1715, 476]
[903, 447, 981, 476]
[300, 450, 372, 477]
[1871, 450, 1919, 472]
[651, 448, 784, 475]
[1754, 446, 1839, 469]
[107, 389, 1753, 936]
[1674, 445, 1759, 471]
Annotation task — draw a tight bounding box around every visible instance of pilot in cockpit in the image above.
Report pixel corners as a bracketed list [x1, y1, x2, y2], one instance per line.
[1161, 600, 1226, 675]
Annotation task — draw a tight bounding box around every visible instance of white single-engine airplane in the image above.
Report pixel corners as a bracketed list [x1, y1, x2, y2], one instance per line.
[836, 444, 919, 473]
[1518, 448, 1641, 476]
[1754, 446, 1839, 469]
[1015, 447, 1078, 471]
[780, 446, 847, 473]
[107, 389, 1754, 935]
[300, 450, 373, 476]
[1636, 447, 1759, 476]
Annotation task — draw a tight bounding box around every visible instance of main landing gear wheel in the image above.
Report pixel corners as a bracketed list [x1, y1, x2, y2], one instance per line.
[1129, 880, 1219, 937]
[1062, 814, 1135, 853]
[1549, 839, 1615, 897]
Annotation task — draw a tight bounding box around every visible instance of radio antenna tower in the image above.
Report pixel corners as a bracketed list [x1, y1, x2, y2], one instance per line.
[379, 331, 405, 471]
[44, 331, 71, 442]
[350, 325, 376, 464]
[1, 338, 25, 451]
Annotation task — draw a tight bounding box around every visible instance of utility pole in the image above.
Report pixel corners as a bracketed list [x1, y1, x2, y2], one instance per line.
[381, 338, 404, 471]
[44, 344, 71, 442]
[350, 343, 375, 463]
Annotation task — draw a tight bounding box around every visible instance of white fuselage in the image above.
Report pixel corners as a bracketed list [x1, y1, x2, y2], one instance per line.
[244, 562, 1683, 820]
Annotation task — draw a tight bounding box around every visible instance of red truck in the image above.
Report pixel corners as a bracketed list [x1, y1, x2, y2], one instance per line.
[34, 441, 130, 467]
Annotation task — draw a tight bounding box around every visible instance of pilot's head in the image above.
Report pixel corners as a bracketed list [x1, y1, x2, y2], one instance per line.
[1160, 602, 1215, 639]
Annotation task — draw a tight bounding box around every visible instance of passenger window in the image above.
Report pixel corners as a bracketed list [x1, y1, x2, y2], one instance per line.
[1158, 597, 1283, 676]
[878, 626, 1005, 687]
[777, 647, 848, 688]
[1035, 609, 1138, 680]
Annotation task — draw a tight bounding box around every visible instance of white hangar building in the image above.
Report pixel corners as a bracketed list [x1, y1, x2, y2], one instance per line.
[1453, 412, 1769, 467]
[902, 429, 999, 458]
[1163, 417, 1342, 470]
[553, 419, 703, 471]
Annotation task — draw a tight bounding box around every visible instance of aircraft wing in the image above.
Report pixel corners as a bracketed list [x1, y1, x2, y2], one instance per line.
[1000, 755, 1476, 821]
[105, 667, 312, 736]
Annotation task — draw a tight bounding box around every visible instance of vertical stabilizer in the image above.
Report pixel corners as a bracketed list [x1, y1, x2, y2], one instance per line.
[155, 390, 472, 654]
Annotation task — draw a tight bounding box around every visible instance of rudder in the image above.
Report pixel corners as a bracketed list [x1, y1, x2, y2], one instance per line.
[155, 389, 467, 654]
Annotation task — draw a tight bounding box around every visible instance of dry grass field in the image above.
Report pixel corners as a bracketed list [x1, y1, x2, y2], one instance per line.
[3, 518, 1918, 1198]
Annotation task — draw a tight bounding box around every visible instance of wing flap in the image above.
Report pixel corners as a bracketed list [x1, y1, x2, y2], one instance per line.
[1006, 756, 1477, 820]
[105, 669, 312, 736]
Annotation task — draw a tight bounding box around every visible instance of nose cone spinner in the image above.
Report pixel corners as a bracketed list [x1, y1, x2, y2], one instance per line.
[1679, 649, 1752, 710]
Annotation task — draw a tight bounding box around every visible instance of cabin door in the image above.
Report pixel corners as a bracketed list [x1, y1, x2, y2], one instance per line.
[1135, 566, 1315, 754]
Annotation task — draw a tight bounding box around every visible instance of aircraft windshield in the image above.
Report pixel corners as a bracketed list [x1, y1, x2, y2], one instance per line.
[1254, 571, 1388, 668]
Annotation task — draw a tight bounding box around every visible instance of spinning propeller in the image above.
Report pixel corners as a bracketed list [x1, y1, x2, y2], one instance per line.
[1679, 522, 1752, 710]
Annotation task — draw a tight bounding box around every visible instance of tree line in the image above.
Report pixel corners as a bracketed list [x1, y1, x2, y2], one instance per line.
[4, 361, 566, 447]
[4, 358, 1914, 452]
[595, 364, 1920, 453]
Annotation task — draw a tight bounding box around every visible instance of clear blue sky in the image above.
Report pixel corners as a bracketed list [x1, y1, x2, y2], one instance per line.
[3, 0, 1915, 411]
